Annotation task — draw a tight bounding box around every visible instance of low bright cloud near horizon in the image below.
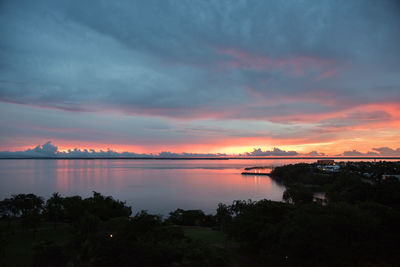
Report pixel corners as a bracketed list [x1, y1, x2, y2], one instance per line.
[1, 0, 399, 155]
[1, 141, 400, 158]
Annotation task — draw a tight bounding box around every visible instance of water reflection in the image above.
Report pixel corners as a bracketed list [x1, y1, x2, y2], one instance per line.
[0, 159, 290, 215]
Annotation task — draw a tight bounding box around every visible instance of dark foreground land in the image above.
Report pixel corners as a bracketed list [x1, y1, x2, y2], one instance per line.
[1, 161, 400, 266]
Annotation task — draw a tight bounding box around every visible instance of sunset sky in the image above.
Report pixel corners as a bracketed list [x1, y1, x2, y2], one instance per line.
[1, 0, 399, 156]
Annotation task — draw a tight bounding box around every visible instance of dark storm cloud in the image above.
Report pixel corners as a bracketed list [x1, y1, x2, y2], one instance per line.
[1, 0, 399, 121]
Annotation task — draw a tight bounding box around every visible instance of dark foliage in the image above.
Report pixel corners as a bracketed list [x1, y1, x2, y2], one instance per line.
[1, 193, 227, 267]
[224, 200, 400, 266]
[271, 163, 335, 186]
[283, 184, 314, 204]
[167, 209, 216, 227]
[223, 161, 400, 266]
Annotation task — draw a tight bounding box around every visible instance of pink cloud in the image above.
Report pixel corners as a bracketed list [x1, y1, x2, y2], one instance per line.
[217, 47, 340, 79]
[314, 68, 339, 81]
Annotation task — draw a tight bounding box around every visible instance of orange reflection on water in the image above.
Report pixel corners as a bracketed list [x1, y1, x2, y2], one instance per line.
[1, 159, 286, 214]
[52, 160, 286, 214]
[55, 160, 114, 196]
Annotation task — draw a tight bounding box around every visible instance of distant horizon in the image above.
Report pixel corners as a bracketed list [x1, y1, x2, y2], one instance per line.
[2, 157, 400, 160]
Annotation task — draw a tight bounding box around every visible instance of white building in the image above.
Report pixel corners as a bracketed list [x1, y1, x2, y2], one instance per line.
[320, 165, 340, 173]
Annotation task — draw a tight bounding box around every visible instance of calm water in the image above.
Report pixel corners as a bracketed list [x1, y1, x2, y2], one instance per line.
[0, 159, 315, 215]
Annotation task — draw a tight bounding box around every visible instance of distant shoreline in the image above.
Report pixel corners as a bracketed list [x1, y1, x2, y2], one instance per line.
[0, 157, 400, 160]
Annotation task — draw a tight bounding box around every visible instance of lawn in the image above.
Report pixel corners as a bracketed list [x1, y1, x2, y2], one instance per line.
[0, 221, 71, 267]
[182, 226, 226, 245]
[182, 226, 264, 267]
[1, 223, 263, 267]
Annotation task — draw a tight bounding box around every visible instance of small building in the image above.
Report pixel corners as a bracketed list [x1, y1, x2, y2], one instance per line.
[317, 159, 335, 165]
[382, 174, 400, 181]
[317, 159, 339, 172]
[321, 165, 340, 173]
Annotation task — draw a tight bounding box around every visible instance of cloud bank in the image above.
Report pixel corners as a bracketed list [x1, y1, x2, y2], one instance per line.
[1, 142, 399, 158]
[0, 142, 228, 158]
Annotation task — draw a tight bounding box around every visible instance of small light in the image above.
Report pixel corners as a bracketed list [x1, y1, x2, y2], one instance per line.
[110, 234, 113, 238]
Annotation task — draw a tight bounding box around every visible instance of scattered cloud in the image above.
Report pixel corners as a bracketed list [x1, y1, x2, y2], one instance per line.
[245, 148, 298, 157]
[304, 151, 326, 157]
[371, 147, 400, 156]
[341, 150, 379, 157]
[339, 147, 400, 157]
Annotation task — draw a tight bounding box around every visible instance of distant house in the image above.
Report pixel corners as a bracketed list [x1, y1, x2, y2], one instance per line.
[382, 174, 400, 180]
[321, 165, 340, 173]
[317, 159, 335, 165]
[316, 160, 340, 172]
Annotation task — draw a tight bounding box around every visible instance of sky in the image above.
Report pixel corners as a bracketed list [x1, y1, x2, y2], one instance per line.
[0, 0, 399, 156]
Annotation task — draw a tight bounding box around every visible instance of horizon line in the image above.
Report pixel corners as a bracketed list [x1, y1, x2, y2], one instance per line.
[1, 156, 400, 160]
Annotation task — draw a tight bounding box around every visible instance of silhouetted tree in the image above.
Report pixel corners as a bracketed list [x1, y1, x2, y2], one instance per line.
[168, 209, 207, 226]
[61, 196, 84, 223]
[216, 203, 232, 231]
[84, 191, 132, 221]
[11, 194, 44, 216]
[44, 193, 64, 228]
[283, 185, 314, 204]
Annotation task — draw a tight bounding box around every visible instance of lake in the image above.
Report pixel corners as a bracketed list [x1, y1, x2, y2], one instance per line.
[0, 158, 330, 215]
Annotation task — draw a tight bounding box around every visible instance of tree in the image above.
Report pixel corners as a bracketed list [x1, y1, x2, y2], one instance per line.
[0, 198, 13, 227]
[9, 194, 44, 236]
[216, 203, 232, 231]
[45, 193, 64, 228]
[168, 209, 207, 226]
[11, 194, 44, 216]
[84, 191, 132, 221]
[283, 185, 314, 204]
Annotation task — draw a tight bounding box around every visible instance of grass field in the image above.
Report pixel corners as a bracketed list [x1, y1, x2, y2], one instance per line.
[182, 226, 227, 245]
[0, 221, 70, 267]
[1, 221, 262, 267]
[181, 226, 264, 267]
